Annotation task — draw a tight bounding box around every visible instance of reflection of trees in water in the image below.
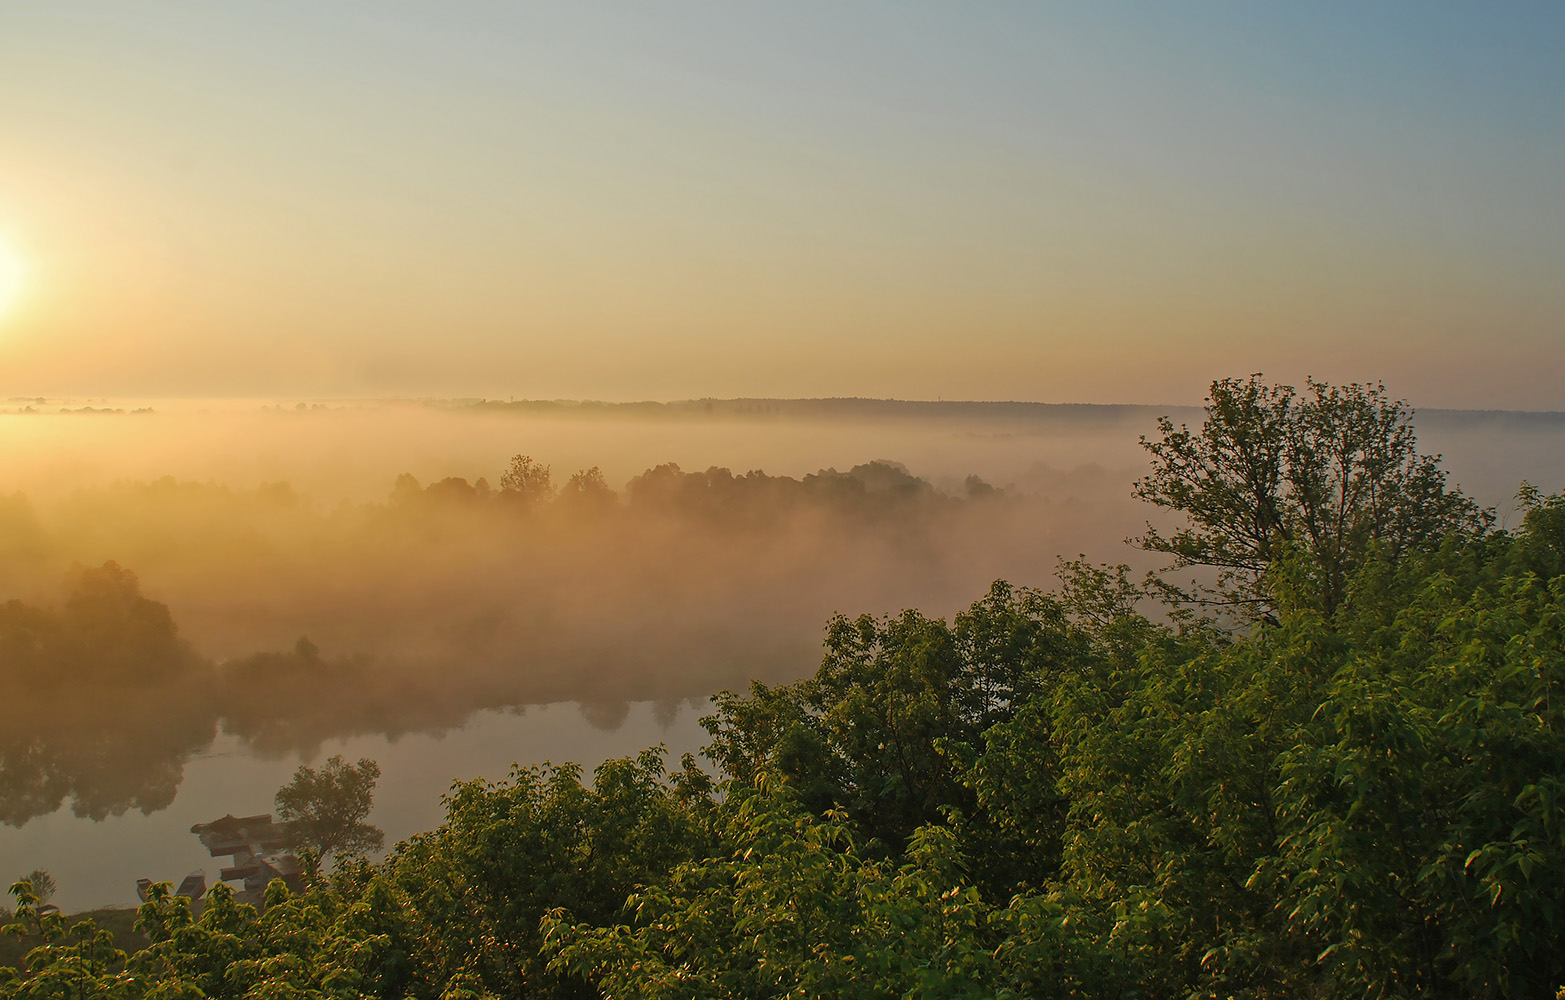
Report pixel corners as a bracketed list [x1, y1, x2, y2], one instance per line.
[0, 563, 216, 826]
[0, 457, 1112, 826]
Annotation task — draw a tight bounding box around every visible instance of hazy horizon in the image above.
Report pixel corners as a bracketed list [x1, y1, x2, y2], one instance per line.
[5, 398, 1564, 911]
[4, 4, 1564, 407]
[2, 1, 1562, 918]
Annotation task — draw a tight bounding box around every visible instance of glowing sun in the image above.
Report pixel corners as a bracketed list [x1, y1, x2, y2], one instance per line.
[0, 238, 23, 320]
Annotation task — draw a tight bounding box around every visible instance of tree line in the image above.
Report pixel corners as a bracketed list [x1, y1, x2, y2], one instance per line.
[391, 455, 996, 524]
[5, 376, 1563, 998]
[0, 457, 1016, 826]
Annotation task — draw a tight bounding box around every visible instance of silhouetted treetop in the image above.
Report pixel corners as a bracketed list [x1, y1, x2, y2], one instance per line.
[1134, 375, 1488, 619]
[499, 454, 554, 508]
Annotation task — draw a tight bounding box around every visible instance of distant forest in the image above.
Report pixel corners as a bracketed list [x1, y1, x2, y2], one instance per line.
[465, 396, 1190, 425]
[0, 455, 1058, 827]
[459, 394, 1565, 429]
[5, 378, 1565, 998]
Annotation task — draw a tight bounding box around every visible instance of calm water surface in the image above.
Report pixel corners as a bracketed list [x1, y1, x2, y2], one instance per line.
[0, 702, 709, 912]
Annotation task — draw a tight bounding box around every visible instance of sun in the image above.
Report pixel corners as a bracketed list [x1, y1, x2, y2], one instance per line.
[0, 238, 24, 320]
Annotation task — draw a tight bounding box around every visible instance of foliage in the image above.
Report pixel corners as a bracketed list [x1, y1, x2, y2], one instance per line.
[6, 382, 1564, 999]
[10, 877, 49, 911]
[1515, 481, 1565, 580]
[275, 755, 385, 862]
[544, 778, 1004, 1000]
[2, 878, 132, 999]
[0, 903, 144, 974]
[559, 467, 616, 514]
[1134, 375, 1487, 619]
[500, 454, 556, 508]
[379, 748, 709, 998]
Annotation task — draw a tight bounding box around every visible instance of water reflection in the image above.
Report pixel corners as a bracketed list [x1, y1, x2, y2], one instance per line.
[1, 456, 1143, 826]
[0, 703, 710, 912]
[0, 563, 215, 825]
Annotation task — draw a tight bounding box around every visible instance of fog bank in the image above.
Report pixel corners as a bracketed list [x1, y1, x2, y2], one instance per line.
[2, 398, 1560, 828]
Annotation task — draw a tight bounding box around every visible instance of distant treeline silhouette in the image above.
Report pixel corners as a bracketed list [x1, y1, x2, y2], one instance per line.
[464, 395, 1189, 426]
[388, 456, 992, 520]
[0, 455, 1105, 826]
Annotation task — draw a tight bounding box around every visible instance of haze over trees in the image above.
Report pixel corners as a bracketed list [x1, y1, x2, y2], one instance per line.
[0, 562, 213, 825]
[4, 377, 1561, 998]
[0, 455, 1076, 825]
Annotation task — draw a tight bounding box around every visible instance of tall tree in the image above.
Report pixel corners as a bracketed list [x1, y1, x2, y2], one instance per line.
[1134, 375, 1487, 619]
[499, 454, 555, 508]
[274, 755, 384, 862]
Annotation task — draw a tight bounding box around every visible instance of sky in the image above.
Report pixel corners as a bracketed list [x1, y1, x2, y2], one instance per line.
[0, 2, 1562, 407]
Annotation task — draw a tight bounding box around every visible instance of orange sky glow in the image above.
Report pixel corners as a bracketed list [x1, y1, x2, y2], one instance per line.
[1, 3, 1561, 408]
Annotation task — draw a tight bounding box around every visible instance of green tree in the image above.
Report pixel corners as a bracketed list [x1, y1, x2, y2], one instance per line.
[384, 749, 708, 998]
[119, 873, 420, 998]
[544, 777, 1004, 1000]
[2, 878, 131, 998]
[274, 755, 384, 863]
[1134, 375, 1486, 620]
[1514, 481, 1565, 579]
[10, 876, 49, 910]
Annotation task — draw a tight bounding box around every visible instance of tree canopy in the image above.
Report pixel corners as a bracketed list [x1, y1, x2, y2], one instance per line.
[274, 755, 384, 862]
[1134, 375, 1487, 619]
[499, 454, 556, 508]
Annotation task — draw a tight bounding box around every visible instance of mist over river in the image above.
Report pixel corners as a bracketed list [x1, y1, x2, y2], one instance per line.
[3, 398, 1562, 910]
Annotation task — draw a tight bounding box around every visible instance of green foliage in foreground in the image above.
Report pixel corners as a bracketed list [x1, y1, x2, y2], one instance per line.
[0, 901, 142, 974]
[6, 500, 1565, 998]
